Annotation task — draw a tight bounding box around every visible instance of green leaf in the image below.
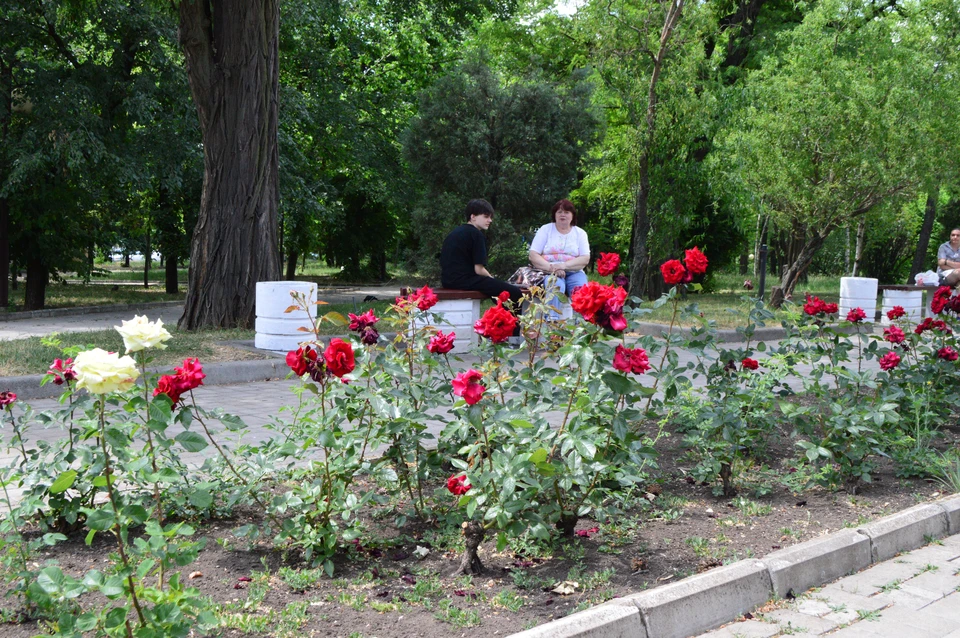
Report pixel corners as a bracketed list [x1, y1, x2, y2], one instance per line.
[189, 489, 213, 509]
[601, 371, 633, 395]
[85, 509, 115, 531]
[49, 470, 78, 495]
[529, 448, 548, 464]
[174, 431, 208, 453]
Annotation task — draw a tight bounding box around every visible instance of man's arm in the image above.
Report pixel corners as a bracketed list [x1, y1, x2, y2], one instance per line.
[475, 264, 493, 277]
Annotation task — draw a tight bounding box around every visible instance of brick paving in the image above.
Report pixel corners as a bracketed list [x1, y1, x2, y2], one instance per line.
[698, 534, 960, 638]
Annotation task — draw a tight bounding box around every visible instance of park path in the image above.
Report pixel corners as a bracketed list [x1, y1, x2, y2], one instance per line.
[695, 533, 960, 638]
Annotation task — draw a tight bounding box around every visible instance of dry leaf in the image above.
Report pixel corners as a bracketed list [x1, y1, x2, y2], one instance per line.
[551, 581, 579, 595]
[188, 571, 203, 579]
[284, 305, 299, 314]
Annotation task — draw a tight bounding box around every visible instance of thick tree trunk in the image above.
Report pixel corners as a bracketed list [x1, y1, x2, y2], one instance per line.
[23, 258, 47, 311]
[178, 0, 281, 329]
[165, 252, 179, 294]
[452, 521, 485, 576]
[143, 224, 151, 289]
[0, 198, 8, 309]
[909, 188, 938, 283]
[770, 231, 830, 308]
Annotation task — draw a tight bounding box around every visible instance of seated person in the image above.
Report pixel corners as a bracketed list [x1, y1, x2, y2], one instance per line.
[440, 199, 523, 305]
[527, 199, 590, 314]
[938, 228, 960, 286]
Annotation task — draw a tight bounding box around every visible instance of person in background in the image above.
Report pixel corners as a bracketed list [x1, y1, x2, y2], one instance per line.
[440, 199, 523, 304]
[937, 228, 960, 286]
[527, 199, 590, 314]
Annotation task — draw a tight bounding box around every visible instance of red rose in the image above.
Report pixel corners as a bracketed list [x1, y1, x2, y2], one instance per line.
[660, 259, 686, 285]
[879, 351, 901, 371]
[154, 375, 185, 404]
[613, 345, 632, 373]
[452, 369, 485, 405]
[571, 283, 628, 332]
[324, 339, 355, 378]
[931, 286, 952, 315]
[0, 391, 16, 408]
[47, 357, 76, 385]
[741, 358, 759, 370]
[286, 346, 317, 377]
[474, 296, 517, 343]
[428, 330, 456, 355]
[915, 318, 953, 335]
[823, 303, 838, 314]
[803, 295, 823, 316]
[937, 346, 959, 361]
[846, 307, 866, 323]
[446, 474, 471, 496]
[497, 291, 511, 303]
[412, 286, 438, 312]
[886, 306, 906, 320]
[596, 252, 621, 277]
[348, 309, 379, 332]
[883, 326, 905, 344]
[683, 247, 708, 276]
[359, 326, 380, 345]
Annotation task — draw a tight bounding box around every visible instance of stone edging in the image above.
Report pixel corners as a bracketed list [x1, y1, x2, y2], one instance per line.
[509, 496, 960, 638]
[3, 357, 287, 401]
[0, 300, 183, 322]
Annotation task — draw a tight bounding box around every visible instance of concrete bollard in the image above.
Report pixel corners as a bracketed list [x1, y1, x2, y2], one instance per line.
[254, 281, 318, 352]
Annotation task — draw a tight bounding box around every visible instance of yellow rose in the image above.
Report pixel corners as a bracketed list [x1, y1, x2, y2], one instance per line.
[115, 315, 172, 353]
[73, 348, 140, 395]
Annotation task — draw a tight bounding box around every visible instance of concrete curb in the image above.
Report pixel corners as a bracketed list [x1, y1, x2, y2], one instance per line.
[508, 494, 960, 638]
[2, 357, 287, 401]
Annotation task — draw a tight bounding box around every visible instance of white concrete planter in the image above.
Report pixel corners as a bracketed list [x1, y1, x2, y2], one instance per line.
[880, 290, 924, 325]
[254, 281, 317, 352]
[839, 277, 878, 322]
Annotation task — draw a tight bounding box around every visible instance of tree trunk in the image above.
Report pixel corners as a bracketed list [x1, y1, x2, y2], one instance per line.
[285, 249, 298, 280]
[0, 58, 10, 309]
[909, 187, 938, 283]
[23, 258, 47, 311]
[178, 0, 281, 329]
[851, 219, 866, 276]
[452, 521, 485, 576]
[770, 230, 830, 308]
[627, 0, 685, 300]
[165, 251, 179, 294]
[143, 223, 151, 289]
[844, 225, 850, 274]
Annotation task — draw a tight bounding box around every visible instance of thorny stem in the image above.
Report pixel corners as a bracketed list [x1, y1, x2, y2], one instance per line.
[547, 367, 584, 462]
[0, 475, 30, 575]
[138, 354, 164, 533]
[189, 393, 284, 531]
[97, 401, 146, 632]
[4, 407, 27, 465]
[645, 296, 680, 411]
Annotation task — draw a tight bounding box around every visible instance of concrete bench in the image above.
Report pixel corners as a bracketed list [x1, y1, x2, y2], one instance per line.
[402, 288, 490, 354]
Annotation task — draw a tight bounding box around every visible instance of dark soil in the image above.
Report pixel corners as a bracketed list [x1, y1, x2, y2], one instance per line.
[3, 424, 957, 638]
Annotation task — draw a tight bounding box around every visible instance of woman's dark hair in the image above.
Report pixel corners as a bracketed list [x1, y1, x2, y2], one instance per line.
[465, 199, 494, 221]
[551, 199, 577, 226]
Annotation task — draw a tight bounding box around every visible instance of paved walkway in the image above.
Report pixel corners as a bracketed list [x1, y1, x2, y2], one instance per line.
[697, 534, 960, 637]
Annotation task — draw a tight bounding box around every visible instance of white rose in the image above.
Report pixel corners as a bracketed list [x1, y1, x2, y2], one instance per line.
[115, 315, 172, 353]
[73, 348, 140, 395]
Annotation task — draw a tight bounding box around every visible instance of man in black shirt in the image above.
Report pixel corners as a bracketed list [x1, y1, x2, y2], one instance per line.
[440, 199, 523, 304]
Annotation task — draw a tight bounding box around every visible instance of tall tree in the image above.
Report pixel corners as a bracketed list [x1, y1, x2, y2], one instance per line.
[178, 0, 281, 329]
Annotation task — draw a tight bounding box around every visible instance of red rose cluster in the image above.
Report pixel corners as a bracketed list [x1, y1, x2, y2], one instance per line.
[47, 358, 77, 385]
[886, 306, 906, 320]
[879, 352, 901, 371]
[596, 252, 621, 277]
[0, 391, 16, 408]
[154, 358, 206, 405]
[397, 286, 438, 312]
[348, 309, 380, 345]
[286, 340, 356, 382]
[474, 291, 517, 343]
[571, 282, 627, 331]
[447, 474, 471, 496]
[883, 326, 906, 344]
[452, 369, 485, 405]
[428, 330, 456, 355]
[937, 346, 959, 361]
[803, 295, 838, 316]
[930, 286, 960, 315]
[846, 307, 866, 323]
[915, 318, 952, 335]
[613, 345, 650, 375]
[660, 247, 708, 286]
[741, 358, 760, 371]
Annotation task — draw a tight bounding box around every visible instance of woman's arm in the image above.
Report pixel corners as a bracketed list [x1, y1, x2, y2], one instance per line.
[562, 254, 590, 271]
[528, 250, 555, 271]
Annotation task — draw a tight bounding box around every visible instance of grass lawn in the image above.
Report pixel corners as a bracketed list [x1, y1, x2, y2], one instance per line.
[4, 281, 184, 312]
[0, 326, 261, 377]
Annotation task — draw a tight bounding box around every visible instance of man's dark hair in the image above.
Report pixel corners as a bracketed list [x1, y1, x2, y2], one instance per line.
[465, 199, 494, 221]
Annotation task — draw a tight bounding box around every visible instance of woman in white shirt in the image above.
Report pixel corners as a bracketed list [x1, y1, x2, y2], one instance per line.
[528, 200, 590, 313]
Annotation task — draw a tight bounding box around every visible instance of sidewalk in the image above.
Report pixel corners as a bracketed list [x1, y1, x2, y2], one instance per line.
[696, 533, 960, 638]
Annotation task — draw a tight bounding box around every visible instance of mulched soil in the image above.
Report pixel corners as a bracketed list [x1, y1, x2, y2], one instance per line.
[3, 421, 957, 638]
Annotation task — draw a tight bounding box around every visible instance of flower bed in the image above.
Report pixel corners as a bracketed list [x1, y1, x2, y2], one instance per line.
[0, 250, 958, 637]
